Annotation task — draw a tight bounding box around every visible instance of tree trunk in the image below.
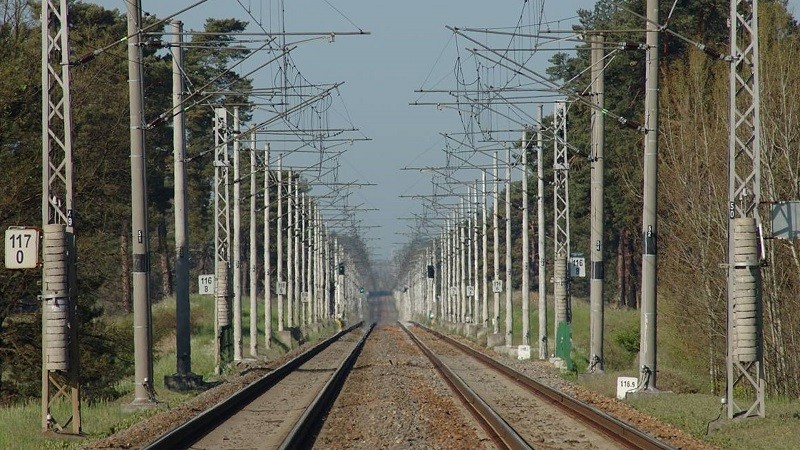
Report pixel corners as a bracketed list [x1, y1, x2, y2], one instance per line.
[158, 219, 173, 299]
[616, 230, 627, 308]
[625, 231, 637, 309]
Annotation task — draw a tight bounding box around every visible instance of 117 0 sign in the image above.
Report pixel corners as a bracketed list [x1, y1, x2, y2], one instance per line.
[5, 228, 40, 269]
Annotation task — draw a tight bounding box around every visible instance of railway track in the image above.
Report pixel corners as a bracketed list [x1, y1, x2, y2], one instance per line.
[143, 321, 374, 450]
[401, 321, 674, 450]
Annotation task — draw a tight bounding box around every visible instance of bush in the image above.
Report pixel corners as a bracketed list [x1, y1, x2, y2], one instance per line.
[613, 327, 640, 355]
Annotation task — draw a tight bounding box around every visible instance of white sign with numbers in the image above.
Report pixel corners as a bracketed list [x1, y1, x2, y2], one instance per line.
[616, 376, 638, 399]
[198, 274, 214, 295]
[492, 280, 503, 293]
[276, 281, 287, 295]
[466, 286, 475, 297]
[569, 257, 586, 278]
[449, 286, 457, 297]
[5, 228, 39, 269]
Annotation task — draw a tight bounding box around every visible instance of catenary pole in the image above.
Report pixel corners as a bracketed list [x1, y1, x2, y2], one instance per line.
[726, 0, 765, 418]
[473, 182, 480, 325]
[294, 178, 301, 326]
[41, 0, 81, 431]
[286, 172, 294, 328]
[232, 108, 242, 361]
[172, 20, 193, 380]
[537, 105, 547, 360]
[249, 135, 258, 356]
[589, 33, 606, 371]
[522, 128, 531, 347]
[639, 0, 659, 390]
[277, 158, 284, 331]
[482, 170, 489, 328]
[127, 0, 155, 407]
[262, 143, 271, 351]
[493, 153, 501, 335]
[505, 147, 513, 347]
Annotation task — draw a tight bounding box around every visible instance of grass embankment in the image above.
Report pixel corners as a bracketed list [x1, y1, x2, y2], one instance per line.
[426, 291, 800, 450]
[0, 294, 316, 450]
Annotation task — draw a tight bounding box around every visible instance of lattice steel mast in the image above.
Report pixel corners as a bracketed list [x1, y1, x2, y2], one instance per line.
[726, 0, 765, 419]
[41, 0, 81, 433]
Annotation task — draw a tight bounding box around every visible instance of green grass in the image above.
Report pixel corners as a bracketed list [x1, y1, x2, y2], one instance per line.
[0, 293, 322, 449]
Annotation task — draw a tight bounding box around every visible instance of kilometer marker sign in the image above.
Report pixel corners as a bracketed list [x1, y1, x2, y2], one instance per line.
[5, 227, 40, 269]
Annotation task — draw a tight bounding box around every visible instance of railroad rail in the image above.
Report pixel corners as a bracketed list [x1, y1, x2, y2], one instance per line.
[143, 322, 374, 450]
[399, 321, 531, 450]
[404, 321, 674, 450]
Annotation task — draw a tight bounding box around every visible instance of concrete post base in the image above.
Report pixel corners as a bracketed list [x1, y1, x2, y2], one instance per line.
[476, 326, 488, 346]
[464, 324, 478, 339]
[276, 328, 301, 350]
[164, 372, 206, 392]
[487, 333, 505, 348]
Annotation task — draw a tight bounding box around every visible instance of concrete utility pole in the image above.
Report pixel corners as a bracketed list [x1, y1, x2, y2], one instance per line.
[308, 199, 315, 323]
[262, 143, 271, 351]
[334, 238, 341, 318]
[441, 221, 447, 321]
[286, 172, 294, 328]
[553, 100, 572, 366]
[504, 147, 513, 347]
[460, 199, 467, 323]
[521, 128, 531, 347]
[127, 0, 155, 407]
[537, 105, 547, 361]
[726, 0, 765, 418]
[473, 182, 480, 325]
[249, 135, 258, 357]
[493, 154, 501, 336]
[323, 228, 331, 318]
[467, 192, 474, 321]
[213, 107, 231, 374]
[425, 247, 431, 319]
[232, 108, 242, 362]
[277, 158, 284, 331]
[41, 0, 81, 432]
[298, 192, 310, 325]
[315, 213, 323, 321]
[589, 33, 606, 372]
[446, 218, 453, 322]
[482, 171, 489, 328]
[450, 217, 456, 322]
[639, 0, 659, 390]
[166, 20, 201, 390]
[294, 178, 301, 326]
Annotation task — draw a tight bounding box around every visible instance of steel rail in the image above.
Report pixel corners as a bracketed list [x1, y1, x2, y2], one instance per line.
[143, 321, 365, 450]
[398, 322, 532, 450]
[279, 322, 376, 449]
[412, 322, 674, 450]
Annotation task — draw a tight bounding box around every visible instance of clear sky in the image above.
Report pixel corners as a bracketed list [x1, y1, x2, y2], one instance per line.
[92, 0, 797, 261]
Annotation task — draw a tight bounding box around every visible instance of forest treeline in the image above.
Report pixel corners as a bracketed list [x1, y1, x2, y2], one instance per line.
[0, 0, 267, 403]
[395, 0, 800, 398]
[3, 0, 800, 405]
[0, 0, 373, 405]
[558, 0, 800, 397]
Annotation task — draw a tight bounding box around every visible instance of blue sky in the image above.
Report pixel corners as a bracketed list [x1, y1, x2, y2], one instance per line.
[92, 1, 795, 261]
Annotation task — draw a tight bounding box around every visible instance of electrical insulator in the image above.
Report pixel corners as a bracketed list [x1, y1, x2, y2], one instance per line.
[618, 41, 645, 51]
[617, 116, 643, 132]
